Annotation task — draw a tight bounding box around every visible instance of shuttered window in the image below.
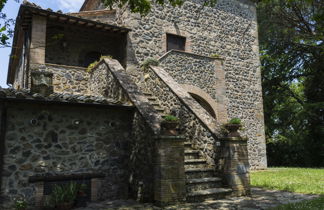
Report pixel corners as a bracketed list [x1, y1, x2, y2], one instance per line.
[166, 34, 186, 51]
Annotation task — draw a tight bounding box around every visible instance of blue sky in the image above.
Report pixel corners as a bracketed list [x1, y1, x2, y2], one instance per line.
[0, 0, 84, 87]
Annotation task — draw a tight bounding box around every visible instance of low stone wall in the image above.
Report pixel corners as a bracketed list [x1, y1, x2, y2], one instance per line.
[89, 62, 131, 104]
[0, 102, 134, 207]
[44, 64, 89, 95]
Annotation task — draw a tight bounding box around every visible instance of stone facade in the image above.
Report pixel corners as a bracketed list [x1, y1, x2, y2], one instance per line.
[0, 101, 134, 207]
[112, 0, 267, 169]
[1, 0, 266, 207]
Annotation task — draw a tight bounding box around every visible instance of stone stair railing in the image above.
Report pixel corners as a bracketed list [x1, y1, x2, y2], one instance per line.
[138, 64, 222, 167]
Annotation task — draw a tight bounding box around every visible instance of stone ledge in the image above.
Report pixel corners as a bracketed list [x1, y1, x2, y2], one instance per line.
[159, 50, 224, 61]
[29, 173, 105, 183]
[154, 135, 186, 140]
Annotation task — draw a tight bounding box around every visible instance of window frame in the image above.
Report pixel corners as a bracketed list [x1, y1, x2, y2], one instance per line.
[166, 33, 186, 52]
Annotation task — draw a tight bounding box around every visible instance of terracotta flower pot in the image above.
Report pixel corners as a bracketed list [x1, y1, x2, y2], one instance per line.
[225, 124, 241, 138]
[161, 121, 179, 135]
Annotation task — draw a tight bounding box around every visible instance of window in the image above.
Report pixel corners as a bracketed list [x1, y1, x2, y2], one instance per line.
[166, 34, 186, 51]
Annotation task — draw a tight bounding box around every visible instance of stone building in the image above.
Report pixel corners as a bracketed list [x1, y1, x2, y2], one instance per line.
[0, 0, 266, 208]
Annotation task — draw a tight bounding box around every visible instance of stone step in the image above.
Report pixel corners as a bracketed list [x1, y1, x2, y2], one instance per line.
[186, 177, 223, 193]
[151, 102, 160, 106]
[184, 142, 192, 147]
[185, 159, 208, 169]
[186, 188, 232, 202]
[185, 168, 214, 179]
[156, 108, 165, 113]
[184, 150, 200, 160]
[147, 96, 158, 101]
[143, 92, 153, 96]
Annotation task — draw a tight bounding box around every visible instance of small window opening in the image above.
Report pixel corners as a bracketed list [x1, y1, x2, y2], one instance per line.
[167, 34, 186, 51]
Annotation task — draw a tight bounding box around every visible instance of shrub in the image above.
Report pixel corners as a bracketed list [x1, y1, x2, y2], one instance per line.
[141, 58, 159, 70]
[49, 182, 80, 206]
[228, 118, 241, 125]
[162, 115, 179, 122]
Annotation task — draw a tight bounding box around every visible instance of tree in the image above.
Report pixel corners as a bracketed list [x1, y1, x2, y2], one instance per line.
[258, 0, 324, 166]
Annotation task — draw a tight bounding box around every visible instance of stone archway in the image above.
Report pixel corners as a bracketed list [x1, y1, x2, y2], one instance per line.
[182, 84, 218, 120]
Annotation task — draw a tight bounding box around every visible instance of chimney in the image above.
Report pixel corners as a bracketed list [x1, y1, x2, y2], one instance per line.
[30, 71, 54, 96]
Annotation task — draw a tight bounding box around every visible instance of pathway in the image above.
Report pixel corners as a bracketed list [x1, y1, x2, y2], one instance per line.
[75, 188, 319, 210]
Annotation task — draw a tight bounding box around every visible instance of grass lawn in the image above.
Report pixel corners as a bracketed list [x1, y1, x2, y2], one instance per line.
[271, 195, 324, 210]
[251, 168, 324, 209]
[250, 167, 324, 194]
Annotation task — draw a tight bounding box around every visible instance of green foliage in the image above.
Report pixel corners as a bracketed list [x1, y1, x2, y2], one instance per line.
[251, 167, 324, 194]
[210, 54, 220, 58]
[271, 196, 324, 210]
[14, 198, 27, 210]
[0, 0, 17, 47]
[162, 115, 179, 122]
[102, 0, 218, 15]
[49, 182, 80, 206]
[86, 55, 113, 72]
[140, 58, 159, 70]
[87, 60, 99, 72]
[228, 118, 241, 125]
[258, 0, 324, 167]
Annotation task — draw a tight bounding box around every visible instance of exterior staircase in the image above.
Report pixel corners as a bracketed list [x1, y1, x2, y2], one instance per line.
[184, 141, 232, 202]
[143, 91, 232, 202]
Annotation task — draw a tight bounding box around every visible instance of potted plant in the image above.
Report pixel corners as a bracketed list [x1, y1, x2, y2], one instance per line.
[49, 182, 79, 210]
[161, 115, 179, 135]
[224, 118, 242, 138]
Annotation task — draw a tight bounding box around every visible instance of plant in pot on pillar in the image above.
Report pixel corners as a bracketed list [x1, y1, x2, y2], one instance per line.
[224, 118, 242, 138]
[161, 115, 180, 135]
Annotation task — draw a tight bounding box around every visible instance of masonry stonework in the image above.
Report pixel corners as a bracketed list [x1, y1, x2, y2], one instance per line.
[116, 0, 267, 169]
[0, 102, 133, 206]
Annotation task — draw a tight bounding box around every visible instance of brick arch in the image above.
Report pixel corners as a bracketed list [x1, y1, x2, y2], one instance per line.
[182, 84, 218, 120]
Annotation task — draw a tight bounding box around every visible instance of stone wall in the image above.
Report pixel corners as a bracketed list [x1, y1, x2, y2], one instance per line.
[159, 51, 219, 100]
[128, 112, 155, 202]
[89, 62, 131, 104]
[0, 102, 134, 207]
[45, 20, 127, 67]
[43, 64, 90, 95]
[70, 10, 117, 24]
[116, 0, 267, 169]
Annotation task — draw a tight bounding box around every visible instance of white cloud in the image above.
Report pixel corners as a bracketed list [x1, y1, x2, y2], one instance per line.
[57, 0, 84, 12]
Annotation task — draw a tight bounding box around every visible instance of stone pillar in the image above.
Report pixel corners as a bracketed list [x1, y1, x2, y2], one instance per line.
[30, 71, 54, 96]
[153, 135, 186, 206]
[30, 15, 47, 65]
[214, 59, 228, 124]
[219, 137, 251, 196]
